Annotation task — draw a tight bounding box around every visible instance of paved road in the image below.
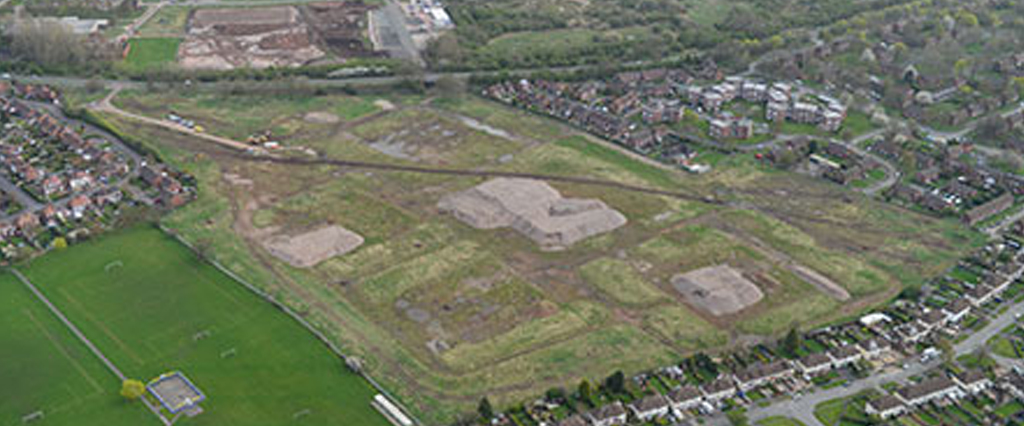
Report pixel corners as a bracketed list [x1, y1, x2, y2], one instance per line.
[919, 104, 1024, 143]
[0, 175, 42, 217]
[836, 128, 898, 195]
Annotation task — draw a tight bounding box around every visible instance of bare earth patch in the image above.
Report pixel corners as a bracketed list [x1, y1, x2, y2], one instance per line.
[672, 265, 764, 316]
[179, 6, 325, 70]
[263, 225, 364, 268]
[304, 111, 340, 124]
[438, 178, 627, 248]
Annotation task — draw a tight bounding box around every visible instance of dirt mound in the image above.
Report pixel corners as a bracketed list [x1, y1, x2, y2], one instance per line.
[263, 225, 364, 268]
[672, 265, 764, 316]
[439, 178, 627, 248]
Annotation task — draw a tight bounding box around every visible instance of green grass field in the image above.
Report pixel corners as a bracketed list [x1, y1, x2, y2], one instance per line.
[15, 226, 390, 426]
[0, 274, 153, 426]
[757, 416, 808, 426]
[124, 38, 181, 72]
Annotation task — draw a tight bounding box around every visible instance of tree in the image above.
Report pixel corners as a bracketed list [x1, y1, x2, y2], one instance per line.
[9, 19, 92, 68]
[782, 327, 802, 358]
[604, 371, 625, 394]
[935, 337, 954, 364]
[683, 108, 701, 124]
[545, 387, 566, 403]
[954, 58, 971, 79]
[52, 237, 68, 250]
[578, 379, 594, 407]
[121, 379, 146, 400]
[477, 397, 494, 421]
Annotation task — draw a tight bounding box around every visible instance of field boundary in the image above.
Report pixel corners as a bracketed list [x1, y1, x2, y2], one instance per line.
[157, 225, 421, 426]
[10, 268, 172, 426]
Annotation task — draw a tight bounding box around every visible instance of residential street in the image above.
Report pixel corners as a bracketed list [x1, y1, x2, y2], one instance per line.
[0, 175, 41, 218]
[0, 98, 148, 221]
[748, 295, 1024, 426]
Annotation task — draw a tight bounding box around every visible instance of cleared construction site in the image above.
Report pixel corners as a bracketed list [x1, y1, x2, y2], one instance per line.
[263, 225, 364, 268]
[178, 2, 379, 70]
[438, 178, 627, 248]
[672, 265, 765, 316]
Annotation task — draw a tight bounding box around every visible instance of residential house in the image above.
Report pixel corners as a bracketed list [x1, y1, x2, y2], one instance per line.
[69, 195, 92, 219]
[896, 376, 964, 406]
[741, 82, 768, 102]
[667, 386, 702, 412]
[942, 299, 971, 324]
[587, 401, 627, 426]
[897, 320, 931, 343]
[68, 171, 93, 192]
[829, 345, 863, 369]
[734, 361, 793, 392]
[95, 189, 123, 206]
[628, 394, 670, 422]
[42, 175, 64, 197]
[964, 193, 1014, 225]
[0, 222, 15, 239]
[859, 338, 892, 359]
[953, 370, 992, 395]
[15, 212, 40, 234]
[40, 205, 62, 228]
[796, 353, 833, 376]
[1001, 372, 1024, 400]
[967, 284, 996, 307]
[701, 378, 736, 402]
[558, 414, 589, 426]
[919, 309, 947, 331]
[709, 118, 753, 140]
[865, 395, 907, 419]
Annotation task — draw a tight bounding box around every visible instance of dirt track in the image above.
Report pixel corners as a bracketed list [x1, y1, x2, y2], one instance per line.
[94, 96, 722, 206]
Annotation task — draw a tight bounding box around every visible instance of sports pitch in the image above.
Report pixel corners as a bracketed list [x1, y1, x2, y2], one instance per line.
[4, 226, 390, 426]
[0, 274, 152, 426]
